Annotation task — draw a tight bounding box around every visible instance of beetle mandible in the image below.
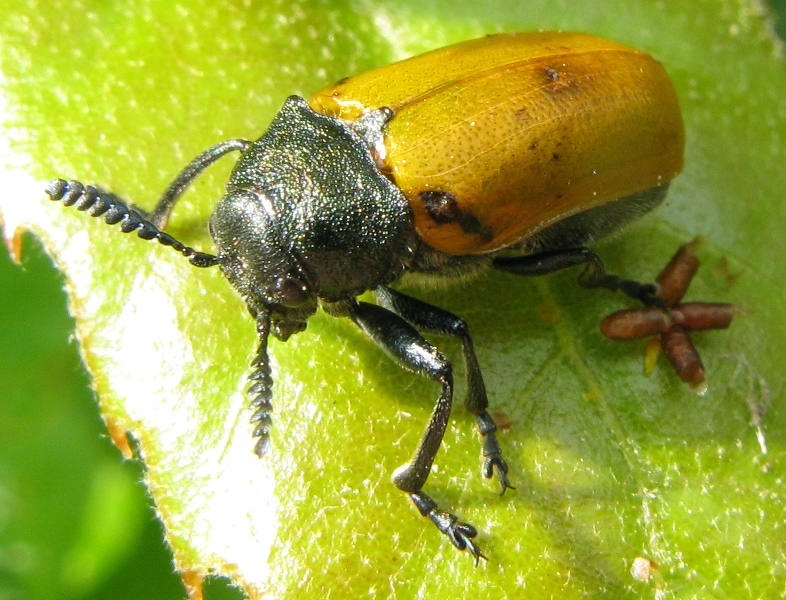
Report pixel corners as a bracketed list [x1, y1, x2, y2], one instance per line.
[47, 31, 687, 561]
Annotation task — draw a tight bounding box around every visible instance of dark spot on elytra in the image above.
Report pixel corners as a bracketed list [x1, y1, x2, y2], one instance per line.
[552, 152, 561, 162]
[421, 190, 461, 224]
[529, 141, 539, 151]
[543, 66, 580, 94]
[420, 190, 493, 242]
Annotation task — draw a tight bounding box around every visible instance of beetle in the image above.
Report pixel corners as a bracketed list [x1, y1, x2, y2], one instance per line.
[47, 31, 686, 561]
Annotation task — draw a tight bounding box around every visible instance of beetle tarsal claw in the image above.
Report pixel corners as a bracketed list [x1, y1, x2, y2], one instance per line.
[634, 283, 664, 307]
[410, 491, 487, 564]
[438, 516, 487, 565]
[481, 440, 514, 493]
[484, 456, 514, 495]
[477, 413, 515, 493]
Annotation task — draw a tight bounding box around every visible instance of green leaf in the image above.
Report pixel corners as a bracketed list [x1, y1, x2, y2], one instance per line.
[1, 1, 784, 598]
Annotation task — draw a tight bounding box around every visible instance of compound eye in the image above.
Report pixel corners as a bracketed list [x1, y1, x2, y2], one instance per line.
[272, 275, 309, 308]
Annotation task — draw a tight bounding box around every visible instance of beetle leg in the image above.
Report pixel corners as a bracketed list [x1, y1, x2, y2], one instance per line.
[493, 247, 661, 306]
[374, 286, 512, 493]
[349, 300, 485, 562]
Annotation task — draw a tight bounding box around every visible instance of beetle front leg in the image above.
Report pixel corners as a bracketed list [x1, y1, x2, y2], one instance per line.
[493, 247, 661, 306]
[374, 286, 512, 494]
[349, 300, 485, 562]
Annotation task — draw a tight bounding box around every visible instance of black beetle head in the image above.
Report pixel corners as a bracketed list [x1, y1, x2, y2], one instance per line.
[210, 187, 318, 341]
